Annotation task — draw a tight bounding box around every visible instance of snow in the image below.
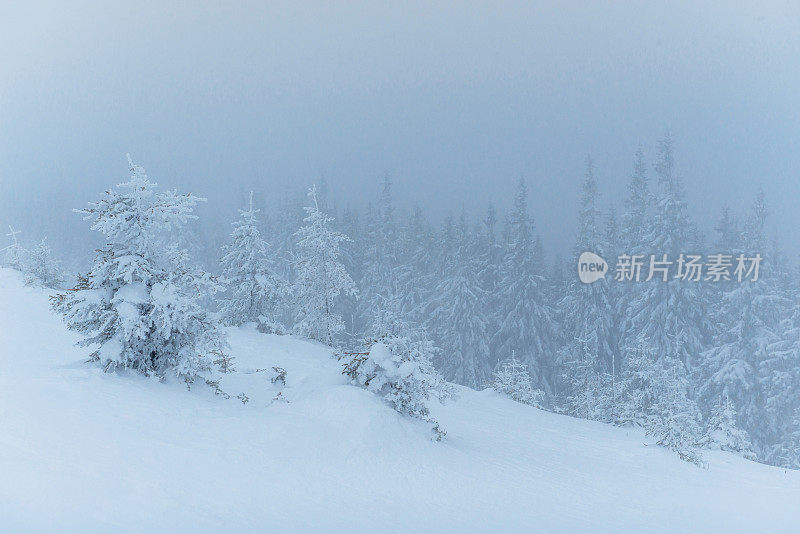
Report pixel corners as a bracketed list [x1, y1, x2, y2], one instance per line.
[1, 267, 799, 533]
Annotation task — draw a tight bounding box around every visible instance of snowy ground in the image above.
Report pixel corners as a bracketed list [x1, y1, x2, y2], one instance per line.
[1, 267, 799, 533]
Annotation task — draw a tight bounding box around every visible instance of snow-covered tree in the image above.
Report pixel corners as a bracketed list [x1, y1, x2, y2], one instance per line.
[292, 185, 357, 346]
[394, 204, 435, 323]
[620, 147, 651, 252]
[562, 336, 607, 420]
[22, 238, 66, 288]
[51, 156, 226, 384]
[617, 339, 704, 464]
[493, 355, 544, 407]
[648, 356, 704, 464]
[357, 175, 399, 326]
[699, 396, 755, 459]
[493, 177, 558, 393]
[343, 306, 452, 440]
[1, 225, 24, 269]
[769, 409, 800, 469]
[761, 302, 800, 465]
[623, 134, 709, 369]
[219, 192, 287, 331]
[699, 191, 787, 456]
[560, 157, 617, 399]
[427, 211, 492, 388]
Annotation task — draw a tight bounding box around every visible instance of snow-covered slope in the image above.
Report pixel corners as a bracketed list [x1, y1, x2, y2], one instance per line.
[1, 267, 799, 533]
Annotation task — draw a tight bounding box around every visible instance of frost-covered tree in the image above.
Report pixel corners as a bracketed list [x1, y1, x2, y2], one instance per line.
[623, 134, 709, 369]
[51, 156, 226, 384]
[358, 175, 398, 325]
[493, 177, 558, 393]
[699, 191, 787, 457]
[562, 336, 607, 420]
[428, 211, 492, 388]
[292, 185, 357, 346]
[616, 339, 704, 464]
[761, 302, 800, 465]
[493, 355, 544, 407]
[699, 396, 755, 459]
[478, 205, 502, 331]
[22, 238, 66, 288]
[219, 192, 287, 331]
[620, 147, 651, 252]
[1, 225, 26, 270]
[343, 306, 452, 440]
[648, 361, 704, 466]
[560, 157, 617, 391]
[769, 409, 800, 469]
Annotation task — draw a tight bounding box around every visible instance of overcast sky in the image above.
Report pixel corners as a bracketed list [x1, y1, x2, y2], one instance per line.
[1, 1, 798, 265]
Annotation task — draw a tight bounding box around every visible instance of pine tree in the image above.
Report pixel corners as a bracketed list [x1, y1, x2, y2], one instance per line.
[769, 408, 800, 468]
[219, 192, 287, 330]
[624, 134, 709, 369]
[761, 301, 800, 465]
[616, 340, 660, 427]
[292, 185, 357, 346]
[343, 305, 451, 439]
[51, 156, 226, 384]
[22, 238, 66, 288]
[493, 177, 558, 393]
[699, 191, 786, 457]
[621, 146, 651, 253]
[427, 211, 492, 388]
[358, 175, 398, 327]
[560, 156, 617, 377]
[394, 204, 435, 324]
[1, 225, 23, 269]
[493, 355, 544, 406]
[617, 148, 652, 361]
[649, 359, 704, 466]
[699, 396, 756, 459]
[562, 336, 606, 420]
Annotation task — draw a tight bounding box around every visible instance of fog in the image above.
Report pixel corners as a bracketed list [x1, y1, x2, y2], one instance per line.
[2, 1, 799, 266]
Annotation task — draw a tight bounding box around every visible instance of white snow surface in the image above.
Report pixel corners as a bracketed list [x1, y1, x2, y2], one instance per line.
[1, 267, 798, 533]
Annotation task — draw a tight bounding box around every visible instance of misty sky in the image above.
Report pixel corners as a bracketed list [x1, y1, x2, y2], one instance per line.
[1, 1, 798, 266]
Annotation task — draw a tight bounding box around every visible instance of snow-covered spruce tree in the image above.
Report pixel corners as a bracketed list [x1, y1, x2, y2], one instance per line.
[394, 204, 436, 325]
[357, 175, 399, 332]
[623, 134, 709, 370]
[648, 354, 704, 466]
[770, 408, 800, 469]
[1, 225, 24, 269]
[493, 354, 544, 407]
[698, 191, 787, 458]
[21, 238, 66, 288]
[337, 205, 366, 343]
[219, 192, 287, 331]
[478, 204, 503, 371]
[562, 336, 607, 421]
[699, 396, 756, 460]
[51, 156, 226, 384]
[427, 210, 492, 388]
[292, 185, 357, 346]
[616, 339, 704, 465]
[493, 177, 558, 394]
[559, 157, 618, 413]
[616, 340, 661, 427]
[343, 304, 452, 440]
[762, 301, 800, 465]
[616, 148, 652, 358]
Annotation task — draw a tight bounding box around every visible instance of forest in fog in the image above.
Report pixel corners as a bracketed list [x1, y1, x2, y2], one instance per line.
[5, 132, 799, 469]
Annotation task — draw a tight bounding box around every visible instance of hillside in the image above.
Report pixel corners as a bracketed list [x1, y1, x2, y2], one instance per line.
[1, 267, 799, 533]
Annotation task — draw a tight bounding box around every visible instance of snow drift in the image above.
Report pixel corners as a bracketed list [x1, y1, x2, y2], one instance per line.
[1, 268, 798, 533]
